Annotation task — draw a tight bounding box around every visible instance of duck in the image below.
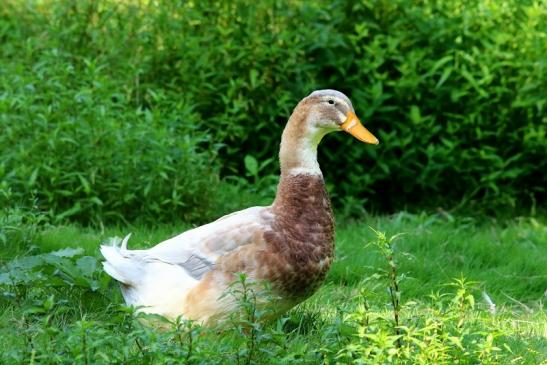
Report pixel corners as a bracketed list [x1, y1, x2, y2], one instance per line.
[100, 89, 378, 325]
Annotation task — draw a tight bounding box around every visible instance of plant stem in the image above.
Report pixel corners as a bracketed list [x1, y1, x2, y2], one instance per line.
[185, 323, 193, 363]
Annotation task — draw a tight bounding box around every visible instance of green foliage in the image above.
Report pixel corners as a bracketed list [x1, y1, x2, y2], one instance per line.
[0, 205, 51, 261]
[367, 229, 404, 348]
[330, 212, 547, 302]
[0, 45, 240, 224]
[336, 276, 514, 364]
[1, 0, 545, 224]
[331, 0, 546, 213]
[1, 220, 545, 364]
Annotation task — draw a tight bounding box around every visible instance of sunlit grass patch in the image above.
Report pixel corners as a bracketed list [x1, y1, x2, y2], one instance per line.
[1, 213, 545, 363]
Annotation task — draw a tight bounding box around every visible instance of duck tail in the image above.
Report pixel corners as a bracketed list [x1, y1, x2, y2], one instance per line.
[100, 234, 140, 286]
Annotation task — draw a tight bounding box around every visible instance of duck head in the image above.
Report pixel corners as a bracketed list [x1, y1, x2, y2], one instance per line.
[302, 89, 379, 144]
[279, 89, 378, 175]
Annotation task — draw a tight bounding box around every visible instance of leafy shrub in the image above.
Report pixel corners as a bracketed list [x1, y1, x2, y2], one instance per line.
[0, 0, 545, 223]
[328, 0, 546, 214]
[0, 42, 244, 224]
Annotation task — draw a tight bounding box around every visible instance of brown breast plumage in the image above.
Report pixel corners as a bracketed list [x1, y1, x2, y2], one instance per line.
[259, 174, 335, 299]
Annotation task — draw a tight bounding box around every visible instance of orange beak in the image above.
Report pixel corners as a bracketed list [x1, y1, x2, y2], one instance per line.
[340, 111, 379, 144]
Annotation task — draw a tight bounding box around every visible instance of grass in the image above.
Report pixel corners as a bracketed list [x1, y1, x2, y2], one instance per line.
[1, 211, 546, 363]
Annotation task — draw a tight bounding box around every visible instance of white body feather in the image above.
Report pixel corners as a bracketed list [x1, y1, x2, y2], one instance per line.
[100, 206, 271, 320]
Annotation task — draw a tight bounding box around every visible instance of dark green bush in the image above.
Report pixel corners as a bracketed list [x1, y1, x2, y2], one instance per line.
[0, 41, 236, 224]
[327, 0, 546, 214]
[0, 0, 545, 223]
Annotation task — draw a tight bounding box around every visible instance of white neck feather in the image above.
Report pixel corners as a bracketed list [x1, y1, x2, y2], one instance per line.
[279, 122, 327, 176]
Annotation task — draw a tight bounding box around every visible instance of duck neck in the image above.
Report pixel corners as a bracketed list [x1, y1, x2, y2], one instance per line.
[278, 108, 326, 177]
[274, 107, 330, 211]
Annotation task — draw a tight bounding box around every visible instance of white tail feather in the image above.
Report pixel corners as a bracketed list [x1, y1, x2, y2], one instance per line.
[100, 233, 201, 314]
[100, 234, 142, 286]
[120, 233, 131, 251]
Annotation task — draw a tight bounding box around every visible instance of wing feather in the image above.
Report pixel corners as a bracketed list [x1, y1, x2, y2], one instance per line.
[144, 206, 271, 278]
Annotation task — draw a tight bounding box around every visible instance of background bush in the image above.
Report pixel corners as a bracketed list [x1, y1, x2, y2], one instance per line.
[1, 0, 545, 224]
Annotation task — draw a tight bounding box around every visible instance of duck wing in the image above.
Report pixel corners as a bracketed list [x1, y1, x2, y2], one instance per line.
[143, 206, 272, 280]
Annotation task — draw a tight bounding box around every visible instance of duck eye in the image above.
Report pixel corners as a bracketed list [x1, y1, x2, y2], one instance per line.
[328, 99, 334, 105]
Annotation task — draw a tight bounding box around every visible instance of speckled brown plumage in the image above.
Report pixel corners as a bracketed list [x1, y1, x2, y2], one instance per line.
[210, 174, 335, 300]
[260, 174, 334, 298]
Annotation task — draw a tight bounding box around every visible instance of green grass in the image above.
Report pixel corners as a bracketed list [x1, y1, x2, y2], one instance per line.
[1, 212, 545, 363]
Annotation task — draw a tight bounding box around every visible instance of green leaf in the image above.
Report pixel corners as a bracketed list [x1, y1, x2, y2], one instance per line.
[77, 174, 91, 194]
[51, 248, 84, 257]
[249, 69, 259, 88]
[436, 67, 453, 89]
[410, 105, 421, 124]
[28, 167, 40, 186]
[244, 155, 258, 176]
[429, 55, 453, 75]
[55, 202, 82, 221]
[76, 257, 98, 277]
